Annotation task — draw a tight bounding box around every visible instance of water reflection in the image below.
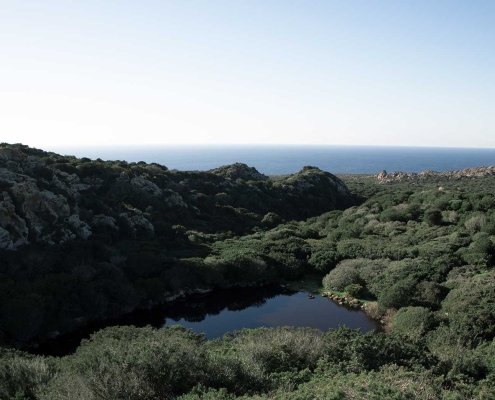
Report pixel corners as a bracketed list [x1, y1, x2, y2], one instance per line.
[171, 287, 381, 339]
[32, 285, 381, 357]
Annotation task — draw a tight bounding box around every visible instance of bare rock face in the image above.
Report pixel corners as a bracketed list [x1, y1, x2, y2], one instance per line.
[0, 167, 35, 185]
[0, 145, 163, 248]
[0, 166, 92, 247]
[377, 170, 387, 182]
[10, 181, 70, 240]
[52, 171, 91, 200]
[130, 176, 163, 196]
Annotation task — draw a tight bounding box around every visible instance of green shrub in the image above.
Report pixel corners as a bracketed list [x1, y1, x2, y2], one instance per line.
[441, 273, 495, 343]
[322, 260, 361, 291]
[343, 283, 363, 299]
[261, 212, 282, 228]
[44, 326, 206, 400]
[424, 209, 442, 226]
[378, 278, 416, 310]
[393, 307, 435, 339]
[0, 349, 57, 400]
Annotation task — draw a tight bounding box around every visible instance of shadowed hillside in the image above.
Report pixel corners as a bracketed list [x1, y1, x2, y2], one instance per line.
[0, 143, 353, 346]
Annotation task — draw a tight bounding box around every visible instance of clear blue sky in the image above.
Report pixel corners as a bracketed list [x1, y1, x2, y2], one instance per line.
[1, 1, 494, 147]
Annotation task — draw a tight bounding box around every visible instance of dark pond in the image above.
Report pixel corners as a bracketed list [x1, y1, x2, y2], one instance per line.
[33, 285, 382, 357]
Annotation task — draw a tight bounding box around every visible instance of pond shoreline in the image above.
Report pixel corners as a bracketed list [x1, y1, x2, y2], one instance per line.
[25, 281, 382, 357]
[25, 283, 289, 357]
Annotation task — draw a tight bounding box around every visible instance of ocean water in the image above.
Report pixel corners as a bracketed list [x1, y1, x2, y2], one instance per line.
[48, 145, 495, 175]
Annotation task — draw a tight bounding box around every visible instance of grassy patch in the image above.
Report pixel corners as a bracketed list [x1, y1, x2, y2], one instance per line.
[285, 275, 325, 294]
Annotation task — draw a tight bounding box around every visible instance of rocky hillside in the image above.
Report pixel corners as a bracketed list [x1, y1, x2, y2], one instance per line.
[377, 165, 495, 184]
[0, 143, 353, 250]
[0, 143, 356, 346]
[209, 162, 268, 181]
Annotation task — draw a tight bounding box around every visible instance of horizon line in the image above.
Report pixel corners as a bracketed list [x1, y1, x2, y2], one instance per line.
[22, 143, 495, 151]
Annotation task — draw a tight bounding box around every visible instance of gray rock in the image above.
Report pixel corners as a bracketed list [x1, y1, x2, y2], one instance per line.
[69, 214, 92, 240]
[377, 165, 495, 184]
[51, 174, 90, 200]
[0, 168, 35, 184]
[119, 212, 154, 234]
[130, 176, 163, 196]
[0, 191, 29, 248]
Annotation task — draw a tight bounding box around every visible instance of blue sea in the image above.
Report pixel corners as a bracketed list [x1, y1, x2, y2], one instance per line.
[48, 145, 495, 175]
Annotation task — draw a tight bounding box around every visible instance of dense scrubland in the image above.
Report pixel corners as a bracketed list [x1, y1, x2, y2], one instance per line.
[1, 143, 495, 399]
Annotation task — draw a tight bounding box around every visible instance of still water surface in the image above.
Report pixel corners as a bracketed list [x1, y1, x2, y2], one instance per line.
[34, 285, 381, 356]
[170, 286, 380, 339]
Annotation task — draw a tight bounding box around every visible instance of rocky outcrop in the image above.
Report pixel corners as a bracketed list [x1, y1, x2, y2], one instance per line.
[209, 163, 268, 181]
[10, 181, 70, 239]
[377, 166, 495, 184]
[0, 191, 29, 249]
[0, 167, 35, 185]
[52, 171, 91, 200]
[281, 166, 351, 197]
[0, 143, 356, 249]
[68, 214, 92, 240]
[120, 211, 154, 234]
[0, 167, 93, 248]
[130, 176, 163, 196]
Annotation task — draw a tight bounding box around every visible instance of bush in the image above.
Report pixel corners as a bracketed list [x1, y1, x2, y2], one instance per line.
[307, 248, 339, 272]
[363, 301, 384, 320]
[322, 260, 360, 291]
[0, 349, 57, 400]
[393, 307, 435, 339]
[378, 278, 416, 310]
[344, 283, 363, 299]
[44, 326, 206, 400]
[441, 273, 495, 343]
[261, 212, 282, 228]
[424, 209, 442, 226]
